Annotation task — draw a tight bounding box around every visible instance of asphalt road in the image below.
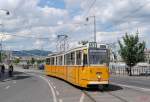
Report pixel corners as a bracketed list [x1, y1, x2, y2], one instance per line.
[1, 67, 150, 102]
[0, 70, 53, 102]
[110, 75, 150, 89]
[45, 75, 150, 102]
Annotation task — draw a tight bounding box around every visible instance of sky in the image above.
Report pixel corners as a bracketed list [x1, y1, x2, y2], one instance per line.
[0, 0, 150, 51]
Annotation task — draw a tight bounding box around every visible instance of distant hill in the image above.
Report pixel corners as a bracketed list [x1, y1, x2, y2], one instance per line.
[12, 50, 52, 57]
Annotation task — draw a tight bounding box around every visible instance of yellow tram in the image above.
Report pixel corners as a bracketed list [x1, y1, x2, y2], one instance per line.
[45, 42, 110, 88]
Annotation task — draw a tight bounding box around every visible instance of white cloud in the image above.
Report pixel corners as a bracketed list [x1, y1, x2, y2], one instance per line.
[0, 0, 70, 50]
[0, 0, 150, 51]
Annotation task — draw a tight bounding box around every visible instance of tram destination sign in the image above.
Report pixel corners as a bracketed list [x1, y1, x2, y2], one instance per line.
[89, 49, 107, 53]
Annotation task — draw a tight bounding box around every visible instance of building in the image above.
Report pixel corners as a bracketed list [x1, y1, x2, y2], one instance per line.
[145, 49, 150, 63]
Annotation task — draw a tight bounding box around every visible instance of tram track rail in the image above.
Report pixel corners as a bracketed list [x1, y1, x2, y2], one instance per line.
[82, 90, 97, 102]
[107, 92, 129, 102]
[81, 89, 129, 102]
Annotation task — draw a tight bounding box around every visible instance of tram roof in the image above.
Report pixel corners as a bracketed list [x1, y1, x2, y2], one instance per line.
[47, 42, 108, 57]
[48, 45, 87, 57]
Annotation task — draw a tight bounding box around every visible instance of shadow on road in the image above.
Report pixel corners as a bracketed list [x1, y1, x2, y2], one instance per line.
[13, 71, 24, 75]
[103, 84, 123, 91]
[0, 71, 32, 82]
[80, 84, 123, 92]
[47, 75, 123, 92]
[12, 75, 31, 80]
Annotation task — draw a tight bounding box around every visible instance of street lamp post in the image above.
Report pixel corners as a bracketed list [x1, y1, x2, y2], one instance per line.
[0, 9, 10, 63]
[86, 15, 96, 42]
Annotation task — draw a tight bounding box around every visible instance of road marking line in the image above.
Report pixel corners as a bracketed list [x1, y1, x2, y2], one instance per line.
[59, 99, 63, 102]
[56, 90, 60, 95]
[5, 86, 10, 89]
[112, 82, 150, 92]
[79, 93, 85, 102]
[40, 76, 57, 102]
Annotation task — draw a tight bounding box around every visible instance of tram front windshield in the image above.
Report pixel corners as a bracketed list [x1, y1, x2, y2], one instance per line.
[89, 48, 108, 65]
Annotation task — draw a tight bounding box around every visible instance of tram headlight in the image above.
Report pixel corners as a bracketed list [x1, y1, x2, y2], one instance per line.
[96, 72, 102, 79]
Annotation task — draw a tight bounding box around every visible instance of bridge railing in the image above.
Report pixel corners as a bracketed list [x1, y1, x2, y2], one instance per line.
[109, 63, 150, 76]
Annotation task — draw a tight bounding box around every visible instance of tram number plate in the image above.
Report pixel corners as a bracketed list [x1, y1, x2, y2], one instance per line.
[89, 42, 97, 48]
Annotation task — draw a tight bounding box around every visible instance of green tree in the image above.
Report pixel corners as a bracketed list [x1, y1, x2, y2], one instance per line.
[0, 52, 7, 63]
[13, 58, 20, 64]
[37, 60, 42, 64]
[30, 57, 35, 65]
[27, 60, 30, 65]
[118, 33, 145, 76]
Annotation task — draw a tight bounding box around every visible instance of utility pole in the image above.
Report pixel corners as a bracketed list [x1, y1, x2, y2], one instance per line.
[93, 16, 96, 42]
[86, 15, 96, 42]
[0, 9, 10, 63]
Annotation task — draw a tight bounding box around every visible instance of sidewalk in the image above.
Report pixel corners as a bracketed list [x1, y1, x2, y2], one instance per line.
[110, 74, 150, 81]
[14, 66, 44, 74]
[0, 67, 40, 83]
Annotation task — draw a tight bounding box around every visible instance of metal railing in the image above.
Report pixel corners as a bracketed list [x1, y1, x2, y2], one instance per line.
[109, 63, 150, 76]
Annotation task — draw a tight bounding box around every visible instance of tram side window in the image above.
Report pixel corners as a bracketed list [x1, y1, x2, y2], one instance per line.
[66, 52, 75, 65]
[76, 50, 82, 65]
[64, 55, 66, 65]
[58, 56, 63, 65]
[56, 57, 58, 65]
[66, 54, 69, 65]
[51, 57, 55, 65]
[46, 58, 50, 65]
[71, 52, 75, 65]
